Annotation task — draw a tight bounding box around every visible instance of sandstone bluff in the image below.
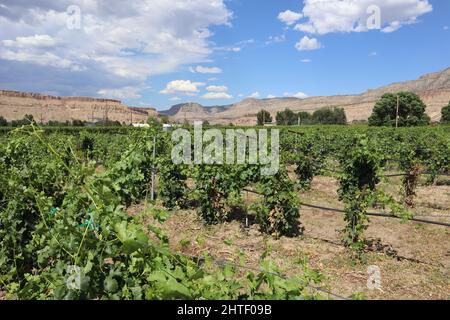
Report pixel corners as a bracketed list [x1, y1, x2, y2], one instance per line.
[1, 67, 449, 125]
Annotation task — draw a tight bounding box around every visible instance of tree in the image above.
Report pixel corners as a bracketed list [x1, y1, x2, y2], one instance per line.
[160, 115, 170, 124]
[276, 108, 296, 125]
[11, 114, 36, 127]
[297, 112, 312, 125]
[0, 116, 7, 126]
[368, 92, 430, 127]
[72, 119, 85, 126]
[442, 102, 450, 123]
[257, 110, 272, 125]
[312, 107, 347, 125]
[147, 116, 160, 127]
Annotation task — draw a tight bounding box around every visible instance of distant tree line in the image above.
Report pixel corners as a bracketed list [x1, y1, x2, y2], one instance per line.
[255, 93, 450, 127]
[0, 115, 123, 127]
[256, 107, 347, 126]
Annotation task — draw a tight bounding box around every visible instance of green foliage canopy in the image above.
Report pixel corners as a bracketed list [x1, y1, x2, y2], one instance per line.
[441, 101, 450, 123]
[368, 92, 430, 127]
[257, 110, 273, 125]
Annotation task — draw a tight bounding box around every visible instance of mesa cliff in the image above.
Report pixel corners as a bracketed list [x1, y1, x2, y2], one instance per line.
[2, 67, 450, 125]
[0, 90, 156, 124]
[162, 67, 450, 125]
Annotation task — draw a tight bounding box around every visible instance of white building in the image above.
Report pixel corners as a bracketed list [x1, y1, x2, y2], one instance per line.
[132, 123, 150, 128]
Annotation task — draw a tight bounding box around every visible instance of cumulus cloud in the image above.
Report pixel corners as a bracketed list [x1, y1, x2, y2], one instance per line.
[169, 97, 182, 102]
[267, 94, 276, 99]
[284, 92, 308, 99]
[300, 59, 311, 63]
[3, 35, 57, 48]
[248, 92, 260, 99]
[295, 36, 322, 51]
[293, 0, 432, 35]
[97, 87, 142, 100]
[0, 0, 231, 99]
[190, 65, 223, 74]
[160, 80, 205, 95]
[202, 92, 233, 99]
[206, 85, 228, 92]
[278, 10, 302, 26]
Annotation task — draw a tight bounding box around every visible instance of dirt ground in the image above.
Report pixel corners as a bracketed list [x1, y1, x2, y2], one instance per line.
[128, 176, 450, 300]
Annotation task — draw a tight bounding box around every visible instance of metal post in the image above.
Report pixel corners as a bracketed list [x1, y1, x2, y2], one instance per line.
[395, 94, 400, 129]
[151, 135, 156, 201]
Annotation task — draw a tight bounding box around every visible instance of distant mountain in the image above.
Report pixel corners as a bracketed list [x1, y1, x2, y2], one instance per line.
[162, 67, 450, 125]
[0, 90, 157, 124]
[159, 102, 230, 117]
[2, 67, 449, 126]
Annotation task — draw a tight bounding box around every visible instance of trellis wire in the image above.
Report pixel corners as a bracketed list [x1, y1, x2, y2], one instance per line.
[242, 188, 450, 228]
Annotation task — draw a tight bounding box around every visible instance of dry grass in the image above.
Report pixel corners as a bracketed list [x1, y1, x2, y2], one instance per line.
[128, 175, 450, 300]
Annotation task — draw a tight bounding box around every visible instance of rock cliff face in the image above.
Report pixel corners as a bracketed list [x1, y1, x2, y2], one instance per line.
[2, 67, 449, 126]
[164, 67, 450, 125]
[0, 90, 157, 124]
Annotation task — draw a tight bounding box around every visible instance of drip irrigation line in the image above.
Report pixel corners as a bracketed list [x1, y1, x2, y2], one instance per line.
[322, 168, 450, 178]
[242, 188, 450, 227]
[300, 203, 450, 228]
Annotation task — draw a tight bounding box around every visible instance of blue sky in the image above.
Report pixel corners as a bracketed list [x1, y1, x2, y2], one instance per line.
[0, 0, 449, 110]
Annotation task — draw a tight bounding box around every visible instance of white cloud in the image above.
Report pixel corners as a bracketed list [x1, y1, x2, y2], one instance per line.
[202, 92, 233, 99]
[236, 39, 255, 45]
[3, 35, 56, 48]
[206, 85, 228, 92]
[278, 10, 303, 26]
[284, 92, 308, 99]
[265, 35, 286, 45]
[0, 0, 231, 98]
[0, 47, 86, 71]
[293, 0, 432, 35]
[300, 59, 311, 63]
[295, 36, 322, 51]
[190, 65, 223, 74]
[160, 80, 205, 95]
[214, 45, 242, 53]
[444, 26, 449, 31]
[169, 97, 182, 102]
[97, 87, 142, 100]
[267, 94, 276, 99]
[208, 77, 218, 81]
[217, 39, 255, 53]
[248, 92, 260, 99]
[293, 92, 308, 99]
[369, 52, 377, 56]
